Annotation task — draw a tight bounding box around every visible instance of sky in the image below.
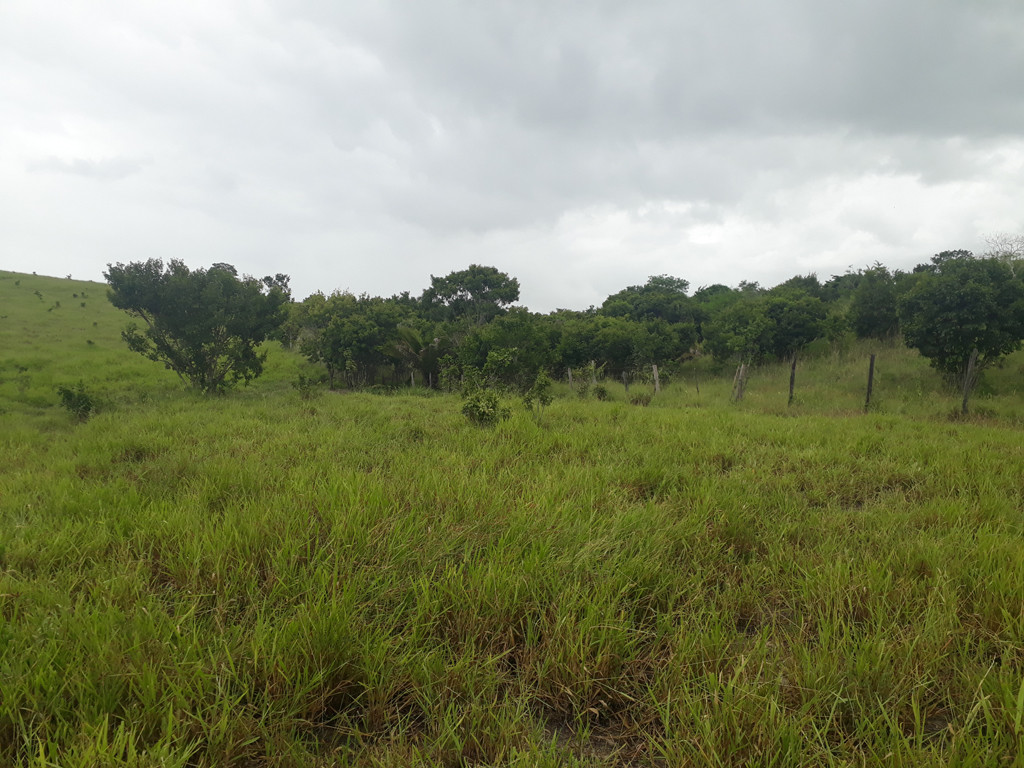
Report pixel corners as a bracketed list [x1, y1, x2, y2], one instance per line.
[2, 0, 1023, 312]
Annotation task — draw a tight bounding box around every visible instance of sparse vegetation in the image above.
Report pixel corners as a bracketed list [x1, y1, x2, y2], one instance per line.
[56, 381, 94, 420]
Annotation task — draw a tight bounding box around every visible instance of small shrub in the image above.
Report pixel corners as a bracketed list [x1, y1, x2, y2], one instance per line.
[292, 373, 324, 400]
[593, 384, 609, 401]
[629, 392, 653, 407]
[575, 381, 590, 399]
[57, 382, 95, 421]
[462, 388, 510, 426]
[523, 370, 554, 422]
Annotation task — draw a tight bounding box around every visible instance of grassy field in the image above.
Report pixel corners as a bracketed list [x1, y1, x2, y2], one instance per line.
[2, 271, 1024, 766]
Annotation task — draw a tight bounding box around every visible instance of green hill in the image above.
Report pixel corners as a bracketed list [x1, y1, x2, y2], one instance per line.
[0, 270, 307, 427]
[2, 269, 1024, 766]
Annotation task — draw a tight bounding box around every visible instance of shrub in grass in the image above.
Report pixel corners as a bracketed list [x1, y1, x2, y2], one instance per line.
[593, 383, 609, 401]
[462, 388, 510, 426]
[292, 373, 324, 400]
[56, 382, 95, 421]
[630, 392, 652, 407]
[522, 370, 554, 423]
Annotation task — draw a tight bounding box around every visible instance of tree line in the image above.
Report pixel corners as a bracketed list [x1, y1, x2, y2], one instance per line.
[104, 237, 1024, 409]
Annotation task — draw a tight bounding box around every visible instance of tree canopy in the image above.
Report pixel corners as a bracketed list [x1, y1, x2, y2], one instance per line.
[899, 252, 1024, 386]
[421, 265, 520, 325]
[105, 259, 290, 393]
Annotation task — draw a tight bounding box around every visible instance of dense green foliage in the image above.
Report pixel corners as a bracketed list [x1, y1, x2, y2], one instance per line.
[421, 264, 521, 326]
[4, 268, 1024, 766]
[848, 263, 901, 340]
[900, 251, 1024, 382]
[105, 260, 291, 393]
[274, 251, 1024, 402]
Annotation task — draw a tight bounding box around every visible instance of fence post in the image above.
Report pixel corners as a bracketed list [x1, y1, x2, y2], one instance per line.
[652, 364, 660, 394]
[567, 367, 573, 388]
[622, 371, 629, 393]
[788, 352, 797, 407]
[865, 353, 875, 412]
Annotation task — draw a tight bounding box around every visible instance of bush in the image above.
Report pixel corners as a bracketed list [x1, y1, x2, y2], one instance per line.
[523, 371, 554, 422]
[593, 384, 609, 401]
[56, 383, 95, 421]
[462, 388, 510, 426]
[292, 373, 325, 400]
[629, 392, 652, 407]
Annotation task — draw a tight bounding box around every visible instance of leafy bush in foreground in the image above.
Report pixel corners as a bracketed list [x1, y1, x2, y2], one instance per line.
[56, 382, 94, 421]
[461, 387, 510, 426]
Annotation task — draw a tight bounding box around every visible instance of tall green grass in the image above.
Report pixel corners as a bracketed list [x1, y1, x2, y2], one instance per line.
[2, 271, 1024, 766]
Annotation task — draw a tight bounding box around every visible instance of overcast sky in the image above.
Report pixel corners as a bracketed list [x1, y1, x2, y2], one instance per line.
[2, 1, 1023, 311]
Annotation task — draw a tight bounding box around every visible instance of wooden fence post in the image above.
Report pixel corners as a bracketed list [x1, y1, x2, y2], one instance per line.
[652, 364, 660, 394]
[865, 353, 875, 412]
[567, 367, 573, 388]
[622, 371, 629, 393]
[788, 352, 797, 407]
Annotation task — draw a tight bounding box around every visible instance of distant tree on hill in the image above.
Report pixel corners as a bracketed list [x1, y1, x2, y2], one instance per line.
[421, 265, 520, 325]
[899, 251, 1024, 413]
[601, 274, 693, 324]
[104, 259, 290, 394]
[848, 264, 900, 340]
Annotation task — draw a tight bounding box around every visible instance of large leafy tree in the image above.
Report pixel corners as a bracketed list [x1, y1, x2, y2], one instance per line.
[299, 292, 406, 388]
[105, 259, 290, 393]
[601, 274, 693, 323]
[421, 265, 520, 326]
[704, 290, 826, 362]
[899, 251, 1024, 408]
[848, 264, 901, 340]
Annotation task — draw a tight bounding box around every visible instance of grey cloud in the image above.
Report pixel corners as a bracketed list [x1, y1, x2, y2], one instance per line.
[3, 0, 1023, 310]
[27, 155, 145, 180]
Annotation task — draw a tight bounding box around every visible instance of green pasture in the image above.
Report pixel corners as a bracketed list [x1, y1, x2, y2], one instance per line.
[2, 271, 1023, 766]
